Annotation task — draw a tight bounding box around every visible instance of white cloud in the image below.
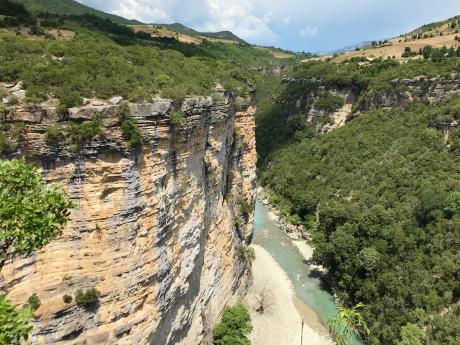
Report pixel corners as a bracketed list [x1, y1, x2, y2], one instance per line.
[196, 0, 277, 41]
[112, 0, 171, 22]
[299, 26, 319, 38]
[78, 0, 278, 43]
[282, 17, 294, 25]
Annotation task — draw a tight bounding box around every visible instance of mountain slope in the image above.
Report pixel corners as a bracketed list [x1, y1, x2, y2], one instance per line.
[159, 22, 248, 44]
[159, 23, 201, 36]
[11, 0, 141, 24]
[330, 14, 460, 62]
[13, 0, 246, 44]
[201, 30, 247, 44]
[408, 15, 460, 37]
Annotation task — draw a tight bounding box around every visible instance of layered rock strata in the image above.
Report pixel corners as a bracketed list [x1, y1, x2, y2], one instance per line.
[278, 75, 460, 132]
[0, 89, 256, 345]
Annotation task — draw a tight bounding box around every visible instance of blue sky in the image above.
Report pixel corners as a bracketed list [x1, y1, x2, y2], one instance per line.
[77, 0, 460, 53]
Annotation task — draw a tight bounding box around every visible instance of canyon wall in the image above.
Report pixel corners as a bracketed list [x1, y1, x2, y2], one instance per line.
[277, 75, 460, 132]
[0, 88, 256, 344]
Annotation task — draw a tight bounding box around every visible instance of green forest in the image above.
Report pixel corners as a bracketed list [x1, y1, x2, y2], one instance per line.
[0, 0, 294, 109]
[259, 60, 460, 343]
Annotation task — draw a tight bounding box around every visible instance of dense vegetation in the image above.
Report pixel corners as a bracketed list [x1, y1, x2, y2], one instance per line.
[402, 45, 460, 61]
[0, 294, 33, 344]
[0, 1, 292, 109]
[260, 98, 460, 344]
[316, 93, 345, 112]
[213, 304, 252, 345]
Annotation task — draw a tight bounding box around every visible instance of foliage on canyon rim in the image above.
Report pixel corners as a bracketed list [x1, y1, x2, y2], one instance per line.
[0, 0, 296, 109]
[117, 102, 142, 147]
[170, 110, 186, 125]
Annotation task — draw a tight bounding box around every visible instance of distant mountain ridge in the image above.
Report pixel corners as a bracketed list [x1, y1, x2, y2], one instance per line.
[158, 23, 248, 44]
[328, 40, 373, 55]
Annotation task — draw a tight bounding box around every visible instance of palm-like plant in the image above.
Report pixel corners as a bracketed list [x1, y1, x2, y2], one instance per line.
[328, 302, 370, 345]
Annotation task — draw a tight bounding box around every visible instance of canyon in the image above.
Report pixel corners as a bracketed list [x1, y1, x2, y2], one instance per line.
[0, 87, 256, 345]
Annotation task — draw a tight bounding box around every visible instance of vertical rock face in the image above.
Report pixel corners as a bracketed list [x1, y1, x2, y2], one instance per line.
[0, 91, 257, 344]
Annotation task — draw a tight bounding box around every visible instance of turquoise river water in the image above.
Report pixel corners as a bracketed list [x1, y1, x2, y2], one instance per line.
[252, 199, 363, 344]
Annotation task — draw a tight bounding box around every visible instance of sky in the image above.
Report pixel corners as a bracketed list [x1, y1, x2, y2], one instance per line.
[77, 0, 460, 53]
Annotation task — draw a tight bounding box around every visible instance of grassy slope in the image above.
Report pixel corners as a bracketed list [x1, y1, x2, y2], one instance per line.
[201, 31, 247, 44]
[11, 0, 141, 24]
[408, 15, 460, 37]
[333, 15, 460, 62]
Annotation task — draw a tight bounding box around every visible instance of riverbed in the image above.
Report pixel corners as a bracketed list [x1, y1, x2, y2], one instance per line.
[245, 200, 341, 345]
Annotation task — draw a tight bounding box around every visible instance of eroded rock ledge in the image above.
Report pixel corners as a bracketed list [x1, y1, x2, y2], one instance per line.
[0, 88, 257, 345]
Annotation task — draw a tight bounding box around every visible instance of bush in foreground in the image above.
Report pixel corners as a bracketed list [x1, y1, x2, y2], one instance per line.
[0, 294, 33, 344]
[213, 303, 252, 345]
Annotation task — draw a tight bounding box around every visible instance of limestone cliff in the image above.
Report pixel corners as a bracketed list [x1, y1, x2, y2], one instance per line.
[0, 88, 256, 344]
[278, 75, 460, 133]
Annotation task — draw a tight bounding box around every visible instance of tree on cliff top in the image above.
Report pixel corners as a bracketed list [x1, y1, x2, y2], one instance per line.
[0, 159, 73, 343]
[213, 303, 252, 345]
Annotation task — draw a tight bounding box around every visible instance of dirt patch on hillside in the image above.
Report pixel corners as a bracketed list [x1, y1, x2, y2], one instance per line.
[334, 34, 460, 62]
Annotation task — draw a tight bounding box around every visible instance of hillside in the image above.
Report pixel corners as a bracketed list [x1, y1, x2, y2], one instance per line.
[258, 51, 460, 345]
[332, 15, 460, 62]
[408, 15, 460, 37]
[202, 30, 247, 44]
[130, 24, 244, 45]
[10, 0, 141, 24]
[159, 23, 248, 44]
[0, 0, 294, 114]
[158, 22, 201, 36]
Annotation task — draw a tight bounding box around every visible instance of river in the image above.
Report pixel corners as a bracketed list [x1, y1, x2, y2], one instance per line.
[252, 199, 363, 345]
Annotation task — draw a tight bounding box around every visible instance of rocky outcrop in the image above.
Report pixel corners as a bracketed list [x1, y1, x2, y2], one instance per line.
[0, 89, 257, 344]
[356, 75, 460, 112]
[278, 75, 460, 133]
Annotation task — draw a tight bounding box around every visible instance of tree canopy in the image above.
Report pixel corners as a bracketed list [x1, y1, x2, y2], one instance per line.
[0, 159, 73, 269]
